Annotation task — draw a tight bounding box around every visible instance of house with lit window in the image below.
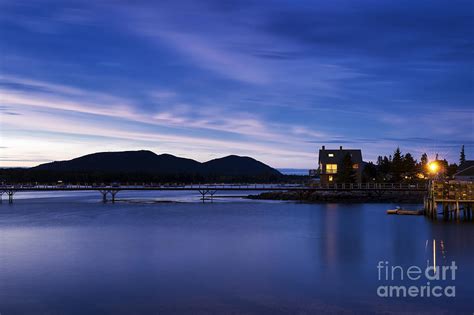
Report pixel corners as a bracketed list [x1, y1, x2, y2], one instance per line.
[318, 145, 363, 184]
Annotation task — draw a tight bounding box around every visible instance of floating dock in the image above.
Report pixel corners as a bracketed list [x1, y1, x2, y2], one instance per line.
[387, 209, 424, 215]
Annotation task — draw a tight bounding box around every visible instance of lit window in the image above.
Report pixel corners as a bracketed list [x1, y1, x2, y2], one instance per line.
[329, 175, 334, 182]
[353, 163, 359, 169]
[328, 153, 334, 157]
[326, 164, 337, 174]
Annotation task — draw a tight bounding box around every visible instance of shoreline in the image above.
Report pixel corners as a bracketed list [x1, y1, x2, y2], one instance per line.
[247, 190, 425, 204]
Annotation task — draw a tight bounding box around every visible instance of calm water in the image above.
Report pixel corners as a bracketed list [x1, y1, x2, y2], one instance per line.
[0, 191, 473, 314]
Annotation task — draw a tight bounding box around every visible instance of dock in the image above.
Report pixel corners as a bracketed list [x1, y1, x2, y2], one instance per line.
[424, 181, 474, 221]
[0, 182, 427, 203]
[387, 209, 424, 215]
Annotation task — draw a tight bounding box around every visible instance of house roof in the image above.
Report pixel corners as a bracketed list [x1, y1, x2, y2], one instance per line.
[454, 165, 474, 177]
[318, 149, 363, 165]
[458, 160, 474, 171]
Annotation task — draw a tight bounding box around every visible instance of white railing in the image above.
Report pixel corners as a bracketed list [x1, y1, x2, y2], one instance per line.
[1, 182, 428, 191]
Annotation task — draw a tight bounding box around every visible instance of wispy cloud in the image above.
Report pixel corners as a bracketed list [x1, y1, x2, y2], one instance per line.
[1, 75, 325, 167]
[0, 0, 472, 167]
[1, 75, 330, 143]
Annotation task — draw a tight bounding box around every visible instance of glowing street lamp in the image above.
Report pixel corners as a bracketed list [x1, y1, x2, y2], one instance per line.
[428, 161, 439, 174]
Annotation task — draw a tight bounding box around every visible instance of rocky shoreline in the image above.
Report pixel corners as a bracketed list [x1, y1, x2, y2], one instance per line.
[247, 190, 425, 203]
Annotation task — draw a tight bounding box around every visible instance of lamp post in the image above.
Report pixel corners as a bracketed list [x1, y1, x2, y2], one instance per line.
[427, 161, 440, 196]
[426, 161, 440, 218]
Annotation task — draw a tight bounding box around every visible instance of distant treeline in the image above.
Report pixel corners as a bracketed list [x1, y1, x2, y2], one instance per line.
[361, 147, 462, 183]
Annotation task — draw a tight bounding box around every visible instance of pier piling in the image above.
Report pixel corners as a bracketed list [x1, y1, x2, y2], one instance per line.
[110, 190, 119, 203]
[424, 181, 473, 221]
[99, 190, 108, 203]
[3, 190, 14, 203]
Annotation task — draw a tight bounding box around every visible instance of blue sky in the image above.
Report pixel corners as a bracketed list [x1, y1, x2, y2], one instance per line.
[0, 0, 472, 168]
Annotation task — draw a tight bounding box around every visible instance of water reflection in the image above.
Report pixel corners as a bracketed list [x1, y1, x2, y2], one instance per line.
[0, 193, 473, 314]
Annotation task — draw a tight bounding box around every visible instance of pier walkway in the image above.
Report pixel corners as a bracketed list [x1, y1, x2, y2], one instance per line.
[1, 183, 427, 203]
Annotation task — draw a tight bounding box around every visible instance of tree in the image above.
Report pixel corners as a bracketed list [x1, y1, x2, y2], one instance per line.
[391, 147, 404, 182]
[403, 152, 417, 180]
[439, 159, 449, 177]
[420, 153, 428, 167]
[377, 155, 391, 181]
[419, 153, 429, 177]
[377, 156, 383, 166]
[337, 153, 356, 183]
[460, 145, 466, 165]
[362, 162, 377, 182]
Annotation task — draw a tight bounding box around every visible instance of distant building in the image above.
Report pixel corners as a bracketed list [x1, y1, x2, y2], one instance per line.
[454, 161, 474, 181]
[318, 145, 363, 184]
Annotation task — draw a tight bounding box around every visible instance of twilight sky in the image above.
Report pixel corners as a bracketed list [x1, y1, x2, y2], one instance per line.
[0, 0, 473, 168]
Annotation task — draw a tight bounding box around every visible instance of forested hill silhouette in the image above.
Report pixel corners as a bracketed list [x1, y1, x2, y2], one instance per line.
[33, 151, 202, 174]
[202, 155, 280, 176]
[12, 150, 283, 183]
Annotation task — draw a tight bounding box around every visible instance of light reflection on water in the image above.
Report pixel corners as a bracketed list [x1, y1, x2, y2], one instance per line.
[0, 191, 473, 314]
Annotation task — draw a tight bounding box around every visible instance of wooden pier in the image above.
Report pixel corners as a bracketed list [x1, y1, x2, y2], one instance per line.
[424, 181, 474, 221]
[0, 182, 427, 203]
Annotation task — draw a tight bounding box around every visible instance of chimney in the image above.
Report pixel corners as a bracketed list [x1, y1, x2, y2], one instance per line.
[340, 146, 343, 150]
[322, 145, 325, 150]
